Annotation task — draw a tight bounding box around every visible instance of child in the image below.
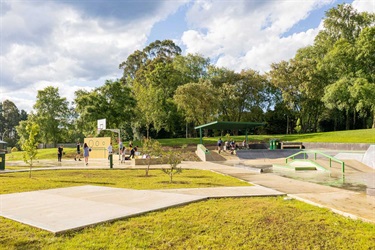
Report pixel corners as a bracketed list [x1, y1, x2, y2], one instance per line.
[121, 147, 126, 163]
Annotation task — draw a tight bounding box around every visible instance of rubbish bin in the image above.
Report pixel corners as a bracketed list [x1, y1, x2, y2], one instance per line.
[269, 139, 274, 150]
[0, 152, 5, 170]
[275, 139, 281, 149]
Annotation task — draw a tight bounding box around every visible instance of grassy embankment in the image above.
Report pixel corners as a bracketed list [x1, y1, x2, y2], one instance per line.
[158, 128, 375, 146]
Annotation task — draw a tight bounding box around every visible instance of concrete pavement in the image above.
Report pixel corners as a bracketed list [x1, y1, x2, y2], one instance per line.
[181, 160, 375, 223]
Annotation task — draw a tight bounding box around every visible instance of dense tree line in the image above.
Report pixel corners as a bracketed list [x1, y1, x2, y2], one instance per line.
[4, 4, 373, 148]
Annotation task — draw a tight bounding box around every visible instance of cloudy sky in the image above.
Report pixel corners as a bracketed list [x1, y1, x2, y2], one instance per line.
[1, 0, 374, 113]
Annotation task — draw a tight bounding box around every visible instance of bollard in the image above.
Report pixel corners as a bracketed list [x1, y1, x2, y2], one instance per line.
[0, 152, 5, 170]
[109, 154, 113, 169]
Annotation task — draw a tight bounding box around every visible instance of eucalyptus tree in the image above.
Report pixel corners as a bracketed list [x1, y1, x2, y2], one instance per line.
[119, 39, 182, 85]
[318, 5, 374, 129]
[218, 69, 268, 122]
[173, 53, 210, 84]
[355, 27, 375, 82]
[119, 40, 185, 137]
[174, 80, 220, 126]
[33, 87, 69, 147]
[1, 100, 21, 142]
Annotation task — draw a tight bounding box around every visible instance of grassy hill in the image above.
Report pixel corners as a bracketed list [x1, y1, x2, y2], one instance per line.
[158, 128, 375, 146]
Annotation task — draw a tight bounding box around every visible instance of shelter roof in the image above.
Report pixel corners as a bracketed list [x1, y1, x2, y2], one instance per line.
[194, 121, 265, 130]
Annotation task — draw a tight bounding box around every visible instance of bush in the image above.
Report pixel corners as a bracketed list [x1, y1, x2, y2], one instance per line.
[11, 147, 18, 153]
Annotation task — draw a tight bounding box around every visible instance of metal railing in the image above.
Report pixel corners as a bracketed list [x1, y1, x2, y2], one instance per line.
[285, 150, 345, 173]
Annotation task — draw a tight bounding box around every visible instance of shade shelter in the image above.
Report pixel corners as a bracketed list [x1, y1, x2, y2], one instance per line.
[194, 121, 265, 144]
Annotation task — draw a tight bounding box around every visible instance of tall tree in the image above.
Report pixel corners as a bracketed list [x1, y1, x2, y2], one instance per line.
[219, 69, 268, 122]
[120, 40, 185, 138]
[33, 86, 69, 147]
[355, 27, 375, 82]
[322, 4, 374, 44]
[74, 80, 136, 138]
[174, 80, 220, 126]
[119, 39, 182, 85]
[173, 53, 210, 84]
[2, 100, 20, 137]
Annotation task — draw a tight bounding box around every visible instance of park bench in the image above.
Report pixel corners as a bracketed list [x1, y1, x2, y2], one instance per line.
[281, 142, 303, 149]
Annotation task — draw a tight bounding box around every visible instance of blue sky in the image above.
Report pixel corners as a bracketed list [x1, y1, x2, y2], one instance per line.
[0, 0, 374, 112]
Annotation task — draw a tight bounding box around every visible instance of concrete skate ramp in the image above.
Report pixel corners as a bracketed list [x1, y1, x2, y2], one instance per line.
[0, 185, 284, 234]
[362, 145, 375, 169]
[237, 149, 304, 159]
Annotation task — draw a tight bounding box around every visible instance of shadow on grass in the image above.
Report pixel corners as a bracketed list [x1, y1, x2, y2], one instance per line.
[52, 180, 115, 185]
[158, 181, 190, 184]
[185, 175, 211, 179]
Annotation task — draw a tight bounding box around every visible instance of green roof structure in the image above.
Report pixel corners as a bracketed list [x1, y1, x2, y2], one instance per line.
[194, 121, 266, 144]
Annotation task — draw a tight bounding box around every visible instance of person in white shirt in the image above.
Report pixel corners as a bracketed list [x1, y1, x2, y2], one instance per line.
[107, 143, 113, 160]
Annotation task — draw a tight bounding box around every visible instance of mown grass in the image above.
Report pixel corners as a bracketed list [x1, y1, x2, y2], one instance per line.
[159, 128, 375, 146]
[6, 147, 77, 161]
[0, 169, 250, 195]
[1, 196, 374, 249]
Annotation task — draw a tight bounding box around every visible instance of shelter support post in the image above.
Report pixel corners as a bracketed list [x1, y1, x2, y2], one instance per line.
[199, 128, 203, 144]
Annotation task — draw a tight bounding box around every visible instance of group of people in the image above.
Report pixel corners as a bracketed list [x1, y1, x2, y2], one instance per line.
[217, 138, 244, 155]
[57, 140, 139, 165]
[118, 141, 138, 163]
[108, 141, 138, 163]
[57, 142, 90, 166]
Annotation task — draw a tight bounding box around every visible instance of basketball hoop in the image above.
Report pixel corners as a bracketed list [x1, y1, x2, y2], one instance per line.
[97, 119, 106, 135]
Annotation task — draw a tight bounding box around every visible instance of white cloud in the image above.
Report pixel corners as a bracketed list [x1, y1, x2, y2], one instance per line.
[352, 0, 375, 12]
[182, 0, 334, 72]
[0, 0, 185, 112]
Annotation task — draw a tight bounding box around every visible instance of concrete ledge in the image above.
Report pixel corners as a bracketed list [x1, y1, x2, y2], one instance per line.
[367, 188, 375, 196]
[303, 142, 373, 151]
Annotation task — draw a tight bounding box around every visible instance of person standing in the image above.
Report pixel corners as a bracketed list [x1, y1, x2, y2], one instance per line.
[129, 146, 135, 159]
[119, 140, 123, 152]
[121, 146, 126, 163]
[74, 142, 81, 161]
[83, 143, 90, 166]
[107, 142, 113, 160]
[57, 145, 63, 162]
[217, 138, 223, 154]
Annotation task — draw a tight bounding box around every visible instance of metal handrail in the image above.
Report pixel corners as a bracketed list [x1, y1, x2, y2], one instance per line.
[285, 150, 345, 173]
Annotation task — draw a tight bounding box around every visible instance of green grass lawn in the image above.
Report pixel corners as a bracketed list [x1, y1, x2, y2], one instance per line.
[6, 147, 77, 161]
[0, 169, 251, 194]
[0, 170, 374, 249]
[157, 128, 375, 146]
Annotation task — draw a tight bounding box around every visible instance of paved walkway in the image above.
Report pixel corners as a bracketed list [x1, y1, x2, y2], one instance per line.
[181, 160, 375, 223]
[1, 157, 374, 234]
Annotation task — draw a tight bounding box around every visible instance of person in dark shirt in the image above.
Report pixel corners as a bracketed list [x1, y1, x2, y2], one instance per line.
[57, 145, 63, 162]
[74, 142, 81, 161]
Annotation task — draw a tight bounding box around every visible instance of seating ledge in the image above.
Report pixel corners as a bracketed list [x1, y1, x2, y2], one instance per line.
[281, 142, 303, 149]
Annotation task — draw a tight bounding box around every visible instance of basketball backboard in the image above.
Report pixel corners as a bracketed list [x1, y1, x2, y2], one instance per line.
[97, 119, 106, 131]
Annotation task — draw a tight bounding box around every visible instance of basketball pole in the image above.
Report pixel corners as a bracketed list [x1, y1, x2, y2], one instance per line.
[106, 129, 121, 161]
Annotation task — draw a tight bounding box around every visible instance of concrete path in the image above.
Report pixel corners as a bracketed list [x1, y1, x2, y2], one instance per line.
[181, 161, 375, 223]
